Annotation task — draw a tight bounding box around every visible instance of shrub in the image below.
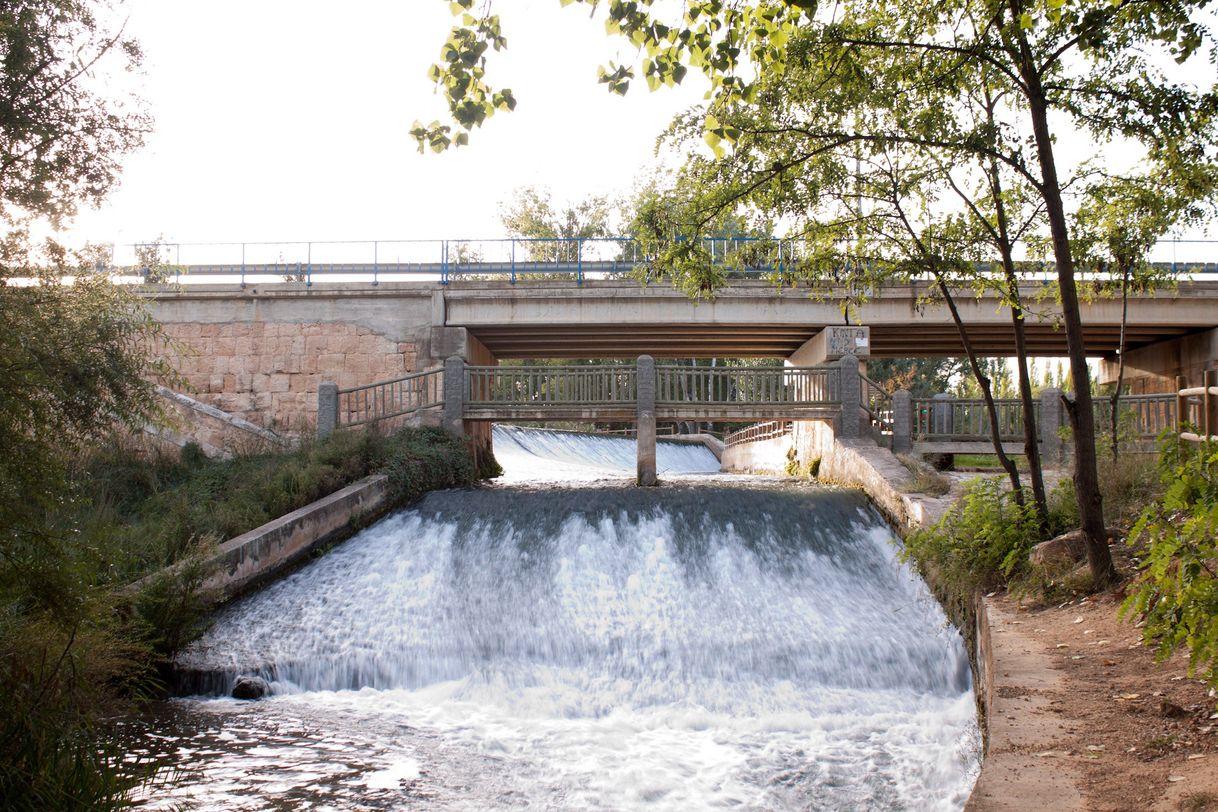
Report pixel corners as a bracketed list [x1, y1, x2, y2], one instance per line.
[902, 477, 1043, 592]
[1122, 437, 1218, 699]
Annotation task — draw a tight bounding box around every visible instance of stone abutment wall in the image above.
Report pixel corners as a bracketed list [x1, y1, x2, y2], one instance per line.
[160, 321, 418, 433]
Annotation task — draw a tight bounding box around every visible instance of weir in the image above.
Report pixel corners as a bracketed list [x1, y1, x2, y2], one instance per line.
[141, 428, 981, 810]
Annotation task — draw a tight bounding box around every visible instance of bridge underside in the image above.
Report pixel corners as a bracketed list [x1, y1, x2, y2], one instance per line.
[467, 323, 1202, 359]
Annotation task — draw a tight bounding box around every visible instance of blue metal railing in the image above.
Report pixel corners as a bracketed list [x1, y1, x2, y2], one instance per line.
[105, 236, 1218, 286]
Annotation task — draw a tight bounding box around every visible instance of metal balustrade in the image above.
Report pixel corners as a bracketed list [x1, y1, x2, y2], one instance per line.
[319, 360, 1189, 471]
[336, 368, 444, 428]
[465, 365, 638, 406]
[724, 420, 792, 448]
[860, 374, 893, 435]
[1093, 393, 1178, 438]
[96, 236, 1218, 287]
[913, 398, 1035, 442]
[655, 365, 838, 405]
[911, 393, 1177, 443]
[1177, 371, 1218, 443]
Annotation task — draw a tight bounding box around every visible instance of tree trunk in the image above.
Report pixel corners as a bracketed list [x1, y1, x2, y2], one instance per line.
[1009, 17, 1117, 585]
[1110, 265, 1130, 460]
[987, 157, 1050, 530]
[935, 275, 1026, 504]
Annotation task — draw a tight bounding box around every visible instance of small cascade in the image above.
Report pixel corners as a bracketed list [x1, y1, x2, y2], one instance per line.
[162, 481, 979, 809]
[491, 424, 720, 479]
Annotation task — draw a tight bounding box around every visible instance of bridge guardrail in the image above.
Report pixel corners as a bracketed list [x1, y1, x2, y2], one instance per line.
[655, 365, 838, 405]
[465, 365, 638, 406]
[724, 420, 792, 448]
[94, 236, 1218, 287]
[860, 374, 893, 436]
[330, 367, 444, 431]
[1177, 371, 1218, 443]
[913, 397, 1034, 443]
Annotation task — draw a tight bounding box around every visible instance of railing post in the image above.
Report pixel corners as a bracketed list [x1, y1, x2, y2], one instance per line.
[1176, 375, 1189, 431]
[892, 389, 912, 454]
[837, 354, 861, 439]
[443, 356, 466, 436]
[1206, 369, 1218, 440]
[637, 354, 657, 486]
[317, 382, 338, 438]
[1039, 387, 1064, 465]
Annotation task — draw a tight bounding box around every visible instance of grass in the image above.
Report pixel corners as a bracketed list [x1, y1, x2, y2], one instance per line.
[0, 424, 489, 809]
[74, 426, 484, 584]
[952, 453, 1029, 471]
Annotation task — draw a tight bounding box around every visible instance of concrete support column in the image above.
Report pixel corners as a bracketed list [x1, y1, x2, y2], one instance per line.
[317, 383, 338, 438]
[837, 354, 861, 439]
[442, 356, 466, 437]
[636, 354, 657, 486]
[1039, 387, 1064, 465]
[892, 389, 913, 454]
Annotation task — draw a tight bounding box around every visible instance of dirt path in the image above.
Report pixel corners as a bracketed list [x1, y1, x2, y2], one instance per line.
[971, 591, 1218, 812]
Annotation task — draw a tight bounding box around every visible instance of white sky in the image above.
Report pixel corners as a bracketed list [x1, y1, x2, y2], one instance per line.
[68, 0, 707, 247]
[64, 0, 1215, 258]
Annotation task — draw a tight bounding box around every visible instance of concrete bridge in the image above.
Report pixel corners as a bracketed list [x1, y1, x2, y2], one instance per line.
[316, 355, 857, 485]
[313, 353, 1204, 484]
[142, 275, 1218, 435]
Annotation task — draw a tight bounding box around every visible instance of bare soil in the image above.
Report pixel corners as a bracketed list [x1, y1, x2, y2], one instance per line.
[1000, 586, 1218, 812]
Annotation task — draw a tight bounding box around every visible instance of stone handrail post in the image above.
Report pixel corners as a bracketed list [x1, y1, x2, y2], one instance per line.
[317, 382, 338, 438]
[1039, 387, 1064, 465]
[837, 354, 861, 439]
[892, 389, 912, 454]
[636, 355, 657, 486]
[442, 356, 466, 436]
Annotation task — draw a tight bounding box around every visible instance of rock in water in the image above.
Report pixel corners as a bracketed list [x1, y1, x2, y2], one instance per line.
[231, 675, 269, 700]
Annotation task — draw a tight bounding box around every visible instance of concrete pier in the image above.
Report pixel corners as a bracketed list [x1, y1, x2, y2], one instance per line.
[636, 355, 657, 486]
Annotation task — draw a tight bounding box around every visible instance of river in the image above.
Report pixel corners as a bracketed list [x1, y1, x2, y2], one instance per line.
[124, 426, 980, 810]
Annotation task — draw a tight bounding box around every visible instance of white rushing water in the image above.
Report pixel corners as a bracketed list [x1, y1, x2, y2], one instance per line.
[137, 429, 979, 810]
[491, 424, 722, 481]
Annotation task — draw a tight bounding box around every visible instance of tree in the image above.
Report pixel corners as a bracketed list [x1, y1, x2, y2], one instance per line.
[1073, 165, 1218, 457]
[499, 186, 615, 262]
[420, 0, 1218, 586]
[1, 1, 164, 805]
[867, 358, 971, 398]
[0, 0, 150, 228]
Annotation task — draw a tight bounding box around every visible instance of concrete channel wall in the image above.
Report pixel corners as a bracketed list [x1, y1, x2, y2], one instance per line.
[201, 475, 391, 599]
[723, 421, 1076, 811]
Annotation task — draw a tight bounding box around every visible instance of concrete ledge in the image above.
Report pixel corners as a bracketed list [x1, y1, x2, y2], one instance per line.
[202, 474, 391, 598]
[721, 435, 790, 473]
[661, 433, 725, 461]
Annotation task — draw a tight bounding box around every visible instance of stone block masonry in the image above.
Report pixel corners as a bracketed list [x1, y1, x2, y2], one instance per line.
[160, 321, 418, 432]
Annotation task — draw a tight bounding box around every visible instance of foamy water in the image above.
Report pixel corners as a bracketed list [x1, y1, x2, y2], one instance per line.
[131, 430, 979, 810]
